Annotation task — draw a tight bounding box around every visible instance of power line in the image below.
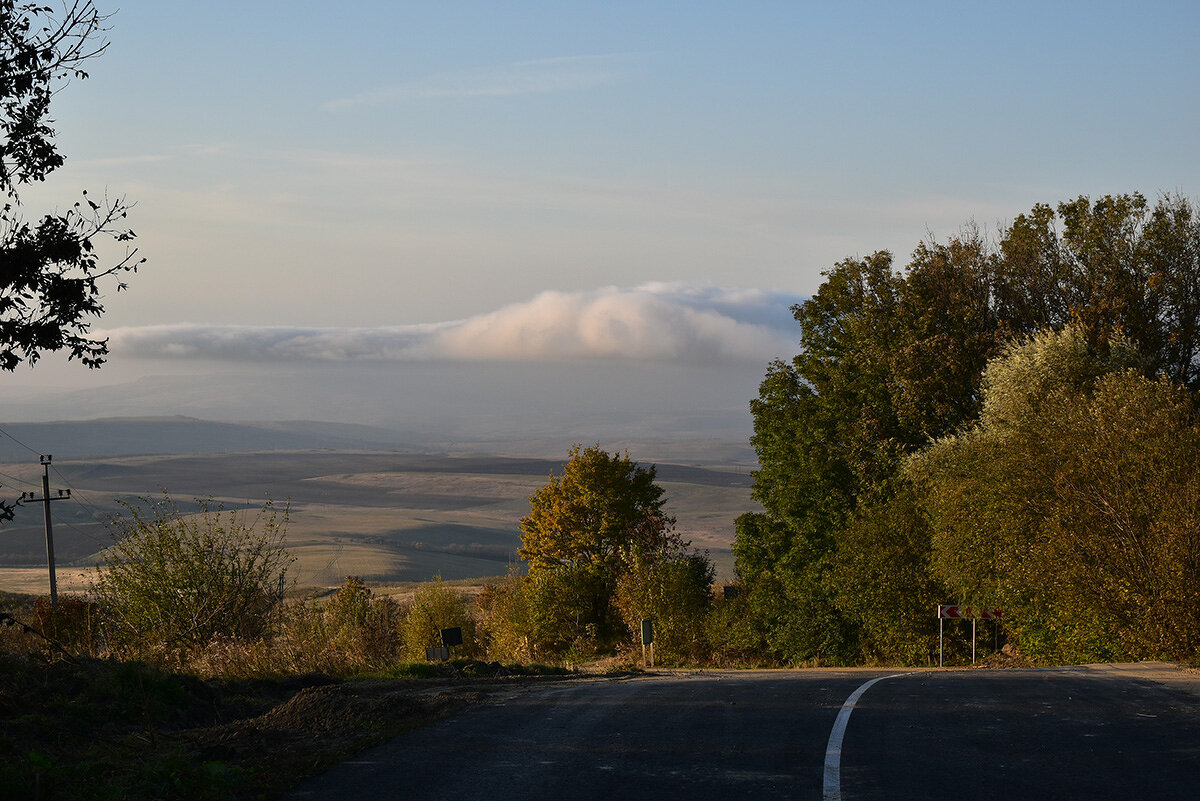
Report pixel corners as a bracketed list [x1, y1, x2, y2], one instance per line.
[0, 423, 43, 457]
[0, 466, 39, 491]
[49, 513, 108, 547]
[50, 465, 108, 519]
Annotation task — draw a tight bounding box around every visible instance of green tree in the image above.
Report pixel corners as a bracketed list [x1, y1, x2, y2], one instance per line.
[479, 564, 618, 661]
[93, 496, 292, 660]
[997, 193, 1200, 388]
[829, 487, 944, 665]
[907, 325, 1200, 661]
[0, 2, 143, 522]
[323, 575, 403, 663]
[735, 239, 1000, 663]
[508, 444, 696, 659]
[738, 193, 1200, 664]
[519, 444, 683, 573]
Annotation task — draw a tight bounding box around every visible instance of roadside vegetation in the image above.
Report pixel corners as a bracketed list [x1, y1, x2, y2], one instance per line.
[735, 192, 1200, 667]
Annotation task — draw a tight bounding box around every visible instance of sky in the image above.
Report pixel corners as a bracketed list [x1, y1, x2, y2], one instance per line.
[5, 1, 1200, 446]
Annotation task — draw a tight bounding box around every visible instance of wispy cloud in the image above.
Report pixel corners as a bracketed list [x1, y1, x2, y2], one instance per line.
[324, 54, 636, 110]
[102, 284, 802, 365]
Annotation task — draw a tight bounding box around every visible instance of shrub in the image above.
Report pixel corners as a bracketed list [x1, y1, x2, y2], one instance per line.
[29, 595, 105, 657]
[323, 576, 404, 664]
[703, 587, 776, 667]
[476, 571, 533, 663]
[614, 552, 714, 664]
[93, 495, 292, 662]
[400, 578, 480, 660]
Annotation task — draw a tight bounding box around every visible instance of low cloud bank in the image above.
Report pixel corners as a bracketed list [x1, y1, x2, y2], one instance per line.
[104, 284, 802, 364]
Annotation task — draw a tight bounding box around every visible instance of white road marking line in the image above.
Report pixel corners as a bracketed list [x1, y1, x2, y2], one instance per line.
[823, 673, 909, 801]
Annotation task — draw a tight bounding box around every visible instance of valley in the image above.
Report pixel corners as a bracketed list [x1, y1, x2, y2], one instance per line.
[0, 418, 756, 595]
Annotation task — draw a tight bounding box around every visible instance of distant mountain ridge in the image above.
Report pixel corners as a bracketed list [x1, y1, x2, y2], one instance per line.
[0, 417, 417, 462]
[0, 415, 758, 467]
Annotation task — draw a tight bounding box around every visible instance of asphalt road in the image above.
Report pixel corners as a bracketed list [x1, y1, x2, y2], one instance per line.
[282, 665, 1200, 801]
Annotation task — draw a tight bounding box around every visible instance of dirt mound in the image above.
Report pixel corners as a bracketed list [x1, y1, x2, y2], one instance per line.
[162, 679, 495, 801]
[971, 643, 1033, 669]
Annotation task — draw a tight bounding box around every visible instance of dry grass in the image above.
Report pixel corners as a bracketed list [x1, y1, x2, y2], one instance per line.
[0, 567, 92, 596]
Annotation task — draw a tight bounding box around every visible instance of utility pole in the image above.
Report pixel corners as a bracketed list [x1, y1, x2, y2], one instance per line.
[18, 456, 71, 608]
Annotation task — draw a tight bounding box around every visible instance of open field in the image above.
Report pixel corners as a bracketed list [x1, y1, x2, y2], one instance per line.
[0, 447, 756, 594]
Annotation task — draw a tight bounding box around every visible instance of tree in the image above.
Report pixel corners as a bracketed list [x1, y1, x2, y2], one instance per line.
[93, 496, 292, 660]
[737, 193, 1200, 664]
[909, 325, 1200, 662]
[519, 444, 683, 574]
[734, 241, 1000, 663]
[510, 444, 695, 658]
[479, 564, 617, 661]
[829, 488, 945, 665]
[323, 575, 404, 664]
[0, 1, 143, 373]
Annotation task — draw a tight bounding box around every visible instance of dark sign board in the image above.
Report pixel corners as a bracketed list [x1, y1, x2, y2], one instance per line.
[441, 627, 464, 647]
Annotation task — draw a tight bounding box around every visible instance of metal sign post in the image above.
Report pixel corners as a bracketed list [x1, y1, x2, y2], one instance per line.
[937, 605, 1002, 666]
[641, 619, 654, 668]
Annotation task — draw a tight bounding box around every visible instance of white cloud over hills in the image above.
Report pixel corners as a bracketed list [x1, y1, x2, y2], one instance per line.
[103, 284, 802, 365]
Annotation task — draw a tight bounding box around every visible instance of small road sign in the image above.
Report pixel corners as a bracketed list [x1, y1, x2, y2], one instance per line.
[938, 605, 1002, 620]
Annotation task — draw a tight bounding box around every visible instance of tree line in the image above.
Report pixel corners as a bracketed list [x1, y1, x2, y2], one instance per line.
[734, 192, 1200, 665]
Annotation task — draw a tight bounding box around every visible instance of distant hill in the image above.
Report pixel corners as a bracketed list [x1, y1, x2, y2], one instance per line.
[0, 415, 758, 466]
[0, 417, 416, 462]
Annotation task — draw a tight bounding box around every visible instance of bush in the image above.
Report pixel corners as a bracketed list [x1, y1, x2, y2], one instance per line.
[93, 495, 293, 662]
[476, 571, 534, 663]
[703, 587, 776, 667]
[614, 552, 714, 664]
[30, 595, 105, 657]
[400, 578, 480, 660]
[323, 576, 404, 664]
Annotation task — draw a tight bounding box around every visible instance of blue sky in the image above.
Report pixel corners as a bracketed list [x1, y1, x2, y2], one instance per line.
[8, 1, 1200, 417]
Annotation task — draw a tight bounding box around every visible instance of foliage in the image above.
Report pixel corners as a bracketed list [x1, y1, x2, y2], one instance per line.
[614, 551, 714, 664]
[501, 443, 704, 660]
[93, 496, 292, 660]
[702, 586, 774, 666]
[733, 511, 853, 663]
[829, 489, 945, 664]
[29, 593, 104, 656]
[0, 1, 144, 373]
[737, 193, 1200, 665]
[735, 240, 1005, 663]
[400, 576, 480, 660]
[910, 326, 1200, 662]
[475, 571, 532, 662]
[478, 564, 619, 661]
[320, 575, 404, 665]
[519, 443, 683, 574]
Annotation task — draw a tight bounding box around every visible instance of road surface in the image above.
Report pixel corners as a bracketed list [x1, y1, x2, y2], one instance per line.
[282, 664, 1200, 800]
